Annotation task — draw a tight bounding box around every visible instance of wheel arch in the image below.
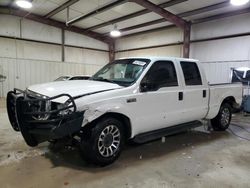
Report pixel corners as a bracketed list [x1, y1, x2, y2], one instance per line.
[221, 96, 236, 109]
[83, 112, 132, 140]
[206, 95, 237, 119]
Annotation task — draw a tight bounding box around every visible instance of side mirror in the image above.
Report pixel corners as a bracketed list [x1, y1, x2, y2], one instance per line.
[140, 82, 157, 92]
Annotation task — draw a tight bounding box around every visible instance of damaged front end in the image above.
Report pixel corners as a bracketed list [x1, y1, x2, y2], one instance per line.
[7, 89, 84, 147]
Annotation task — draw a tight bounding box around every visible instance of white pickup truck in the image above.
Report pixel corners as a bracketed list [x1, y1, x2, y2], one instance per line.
[7, 57, 242, 166]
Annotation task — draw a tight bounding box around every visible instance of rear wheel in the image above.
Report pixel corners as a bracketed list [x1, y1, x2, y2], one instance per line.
[211, 103, 232, 131]
[80, 117, 125, 166]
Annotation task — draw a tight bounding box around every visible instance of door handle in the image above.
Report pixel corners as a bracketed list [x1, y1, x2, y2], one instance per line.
[203, 90, 207, 98]
[179, 92, 183, 101]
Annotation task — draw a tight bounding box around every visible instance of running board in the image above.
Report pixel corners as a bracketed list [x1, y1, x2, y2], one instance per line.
[133, 121, 202, 144]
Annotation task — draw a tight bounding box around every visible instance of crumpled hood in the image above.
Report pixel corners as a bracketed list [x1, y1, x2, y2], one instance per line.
[27, 80, 123, 103]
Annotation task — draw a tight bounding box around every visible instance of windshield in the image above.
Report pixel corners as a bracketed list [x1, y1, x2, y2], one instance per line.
[246, 70, 250, 80]
[91, 58, 150, 86]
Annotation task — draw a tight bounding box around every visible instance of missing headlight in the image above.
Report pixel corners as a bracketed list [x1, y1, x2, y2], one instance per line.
[25, 90, 51, 120]
[58, 103, 73, 116]
[30, 100, 51, 120]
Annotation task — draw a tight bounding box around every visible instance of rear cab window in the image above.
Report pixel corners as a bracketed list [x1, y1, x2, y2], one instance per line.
[180, 61, 202, 86]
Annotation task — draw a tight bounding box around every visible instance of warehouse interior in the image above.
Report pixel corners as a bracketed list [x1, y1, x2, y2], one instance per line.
[0, 0, 250, 187]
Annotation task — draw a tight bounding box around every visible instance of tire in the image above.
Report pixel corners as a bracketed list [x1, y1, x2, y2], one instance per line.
[211, 103, 232, 131]
[80, 117, 125, 166]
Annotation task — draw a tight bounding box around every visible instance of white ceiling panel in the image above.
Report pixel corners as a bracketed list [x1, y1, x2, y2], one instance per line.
[28, 0, 61, 16]
[110, 2, 144, 15]
[93, 2, 143, 22]
[186, 3, 250, 21]
[9, 0, 68, 16]
[73, 17, 105, 28]
[49, 0, 69, 4]
[121, 22, 172, 36]
[66, 2, 144, 28]
[94, 25, 116, 33]
[92, 11, 163, 33]
[2, 0, 250, 37]
[51, 8, 81, 22]
[93, 0, 230, 33]
[93, 10, 124, 22]
[114, 12, 162, 27]
[0, 0, 11, 6]
[165, 0, 227, 15]
[70, 0, 115, 14]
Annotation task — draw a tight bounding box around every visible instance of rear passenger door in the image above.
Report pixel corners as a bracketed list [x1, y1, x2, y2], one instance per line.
[180, 61, 208, 121]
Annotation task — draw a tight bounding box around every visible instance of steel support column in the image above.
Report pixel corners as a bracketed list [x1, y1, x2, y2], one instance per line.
[61, 29, 65, 62]
[183, 23, 191, 58]
[130, 0, 190, 57]
[109, 41, 115, 62]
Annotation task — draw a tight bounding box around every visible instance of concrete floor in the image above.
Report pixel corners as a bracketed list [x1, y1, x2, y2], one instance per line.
[0, 98, 250, 188]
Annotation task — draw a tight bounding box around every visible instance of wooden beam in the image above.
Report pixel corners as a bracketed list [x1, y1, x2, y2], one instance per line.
[45, 0, 79, 18]
[129, 0, 187, 29]
[0, 6, 112, 44]
[67, 0, 128, 25]
[86, 0, 187, 31]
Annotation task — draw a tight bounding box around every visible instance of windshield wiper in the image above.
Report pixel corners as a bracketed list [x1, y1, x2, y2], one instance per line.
[92, 77, 117, 84]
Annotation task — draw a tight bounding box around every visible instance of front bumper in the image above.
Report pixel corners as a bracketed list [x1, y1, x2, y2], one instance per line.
[7, 89, 84, 147]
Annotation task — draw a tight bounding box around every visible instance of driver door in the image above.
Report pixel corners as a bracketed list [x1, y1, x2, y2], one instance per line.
[133, 60, 184, 134]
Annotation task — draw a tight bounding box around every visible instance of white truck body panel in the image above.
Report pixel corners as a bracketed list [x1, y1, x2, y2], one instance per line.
[27, 57, 243, 138]
[206, 83, 243, 119]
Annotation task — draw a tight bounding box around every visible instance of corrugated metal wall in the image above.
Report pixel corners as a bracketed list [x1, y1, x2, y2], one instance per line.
[116, 27, 183, 58]
[0, 57, 103, 97]
[1, 12, 250, 98]
[116, 45, 182, 59]
[0, 15, 109, 97]
[115, 13, 250, 85]
[191, 13, 250, 84]
[201, 61, 250, 84]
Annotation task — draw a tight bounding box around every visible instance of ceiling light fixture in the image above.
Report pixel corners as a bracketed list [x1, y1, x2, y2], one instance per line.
[230, 0, 249, 6]
[16, 0, 33, 9]
[110, 25, 121, 37]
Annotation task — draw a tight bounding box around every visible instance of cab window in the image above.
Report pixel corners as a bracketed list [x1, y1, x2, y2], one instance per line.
[180, 61, 202, 86]
[141, 61, 178, 91]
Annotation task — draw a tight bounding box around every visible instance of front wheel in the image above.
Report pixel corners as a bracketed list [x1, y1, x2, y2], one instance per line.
[80, 117, 125, 166]
[211, 103, 232, 131]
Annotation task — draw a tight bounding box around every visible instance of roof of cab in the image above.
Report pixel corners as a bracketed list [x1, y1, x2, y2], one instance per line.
[118, 56, 198, 62]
